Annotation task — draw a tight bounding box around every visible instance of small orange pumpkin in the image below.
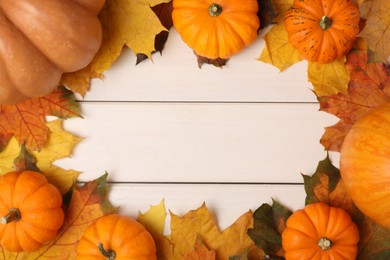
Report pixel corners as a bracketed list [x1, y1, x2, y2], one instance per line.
[340, 102, 390, 228]
[284, 0, 360, 63]
[0, 171, 64, 252]
[172, 0, 260, 59]
[282, 202, 359, 260]
[77, 214, 157, 259]
[0, 0, 105, 104]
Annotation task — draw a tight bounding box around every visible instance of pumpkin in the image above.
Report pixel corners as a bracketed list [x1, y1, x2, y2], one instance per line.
[77, 214, 157, 260]
[0, 171, 64, 252]
[284, 0, 360, 63]
[340, 103, 390, 228]
[0, 0, 105, 104]
[282, 202, 359, 260]
[172, 0, 260, 59]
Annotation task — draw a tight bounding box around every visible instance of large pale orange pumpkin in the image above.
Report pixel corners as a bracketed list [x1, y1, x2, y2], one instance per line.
[0, 0, 105, 104]
[340, 103, 390, 228]
[0, 171, 64, 252]
[282, 202, 359, 260]
[77, 214, 157, 259]
[172, 0, 260, 59]
[284, 0, 360, 63]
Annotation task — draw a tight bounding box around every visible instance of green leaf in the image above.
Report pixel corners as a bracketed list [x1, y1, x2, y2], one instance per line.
[247, 200, 291, 258]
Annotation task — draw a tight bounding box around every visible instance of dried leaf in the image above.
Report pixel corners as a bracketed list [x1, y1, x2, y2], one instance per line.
[319, 49, 390, 151]
[303, 156, 390, 259]
[0, 173, 112, 259]
[257, 0, 276, 30]
[137, 1, 173, 64]
[303, 155, 355, 215]
[185, 236, 216, 260]
[308, 59, 350, 97]
[138, 200, 174, 260]
[196, 54, 229, 68]
[0, 87, 80, 151]
[169, 203, 263, 260]
[360, 0, 390, 63]
[0, 120, 81, 193]
[63, 0, 170, 95]
[13, 144, 39, 172]
[259, 22, 302, 71]
[247, 200, 291, 258]
[229, 249, 248, 260]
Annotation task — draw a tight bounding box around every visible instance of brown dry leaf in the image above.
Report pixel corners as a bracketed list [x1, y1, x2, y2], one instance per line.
[308, 59, 350, 97]
[62, 0, 170, 96]
[360, 0, 390, 63]
[0, 87, 80, 151]
[0, 173, 112, 259]
[169, 203, 263, 260]
[0, 120, 81, 193]
[259, 0, 302, 71]
[185, 236, 216, 260]
[319, 48, 390, 151]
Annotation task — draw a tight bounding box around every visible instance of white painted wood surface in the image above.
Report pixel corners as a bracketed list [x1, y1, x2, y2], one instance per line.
[59, 29, 339, 229]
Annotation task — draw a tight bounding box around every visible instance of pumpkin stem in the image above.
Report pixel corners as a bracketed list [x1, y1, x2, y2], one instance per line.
[208, 3, 222, 17]
[98, 243, 116, 260]
[0, 208, 21, 224]
[319, 16, 332, 30]
[318, 237, 332, 250]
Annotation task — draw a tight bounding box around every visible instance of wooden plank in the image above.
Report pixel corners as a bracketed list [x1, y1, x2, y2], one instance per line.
[83, 30, 314, 103]
[108, 183, 306, 230]
[57, 102, 337, 183]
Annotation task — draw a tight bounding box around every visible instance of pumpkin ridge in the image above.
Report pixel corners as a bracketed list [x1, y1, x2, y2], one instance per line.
[294, 0, 324, 19]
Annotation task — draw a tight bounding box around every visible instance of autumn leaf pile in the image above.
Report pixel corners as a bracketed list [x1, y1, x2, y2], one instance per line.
[1, 0, 390, 259]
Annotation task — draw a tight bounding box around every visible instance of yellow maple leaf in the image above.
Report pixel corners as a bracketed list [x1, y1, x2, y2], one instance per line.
[62, 0, 170, 96]
[138, 200, 174, 260]
[360, 0, 390, 63]
[0, 120, 81, 193]
[169, 203, 263, 260]
[259, 22, 302, 72]
[308, 59, 350, 97]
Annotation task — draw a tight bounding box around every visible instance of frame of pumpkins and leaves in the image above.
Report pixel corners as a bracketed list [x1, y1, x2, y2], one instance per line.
[0, 0, 389, 259]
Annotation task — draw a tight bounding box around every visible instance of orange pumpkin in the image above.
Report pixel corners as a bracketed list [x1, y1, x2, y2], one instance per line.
[282, 202, 359, 260]
[284, 0, 360, 63]
[340, 103, 390, 228]
[0, 0, 105, 104]
[172, 0, 260, 59]
[0, 171, 64, 252]
[77, 214, 157, 259]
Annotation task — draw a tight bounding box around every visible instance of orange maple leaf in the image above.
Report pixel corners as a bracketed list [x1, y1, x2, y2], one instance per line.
[0, 87, 80, 151]
[319, 49, 390, 151]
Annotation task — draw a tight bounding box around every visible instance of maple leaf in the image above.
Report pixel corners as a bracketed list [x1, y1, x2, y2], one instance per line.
[0, 87, 80, 151]
[137, 1, 173, 64]
[0, 120, 81, 193]
[137, 200, 174, 260]
[360, 0, 390, 63]
[308, 59, 350, 96]
[62, 0, 170, 96]
[303, 156, 390, 259]
[257, 0, 276, 30]
[184, 235, 216, 260]
[247, 200, 291, 259]
[303, 155, 356, 216]
[0, 173, 113, 259]
[319, 48, 390, 151]
[259, 0, 302, 71]
[169, 203, 263, 260]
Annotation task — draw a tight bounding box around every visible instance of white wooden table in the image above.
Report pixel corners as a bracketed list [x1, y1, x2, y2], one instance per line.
[57, 30, 338, 230]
